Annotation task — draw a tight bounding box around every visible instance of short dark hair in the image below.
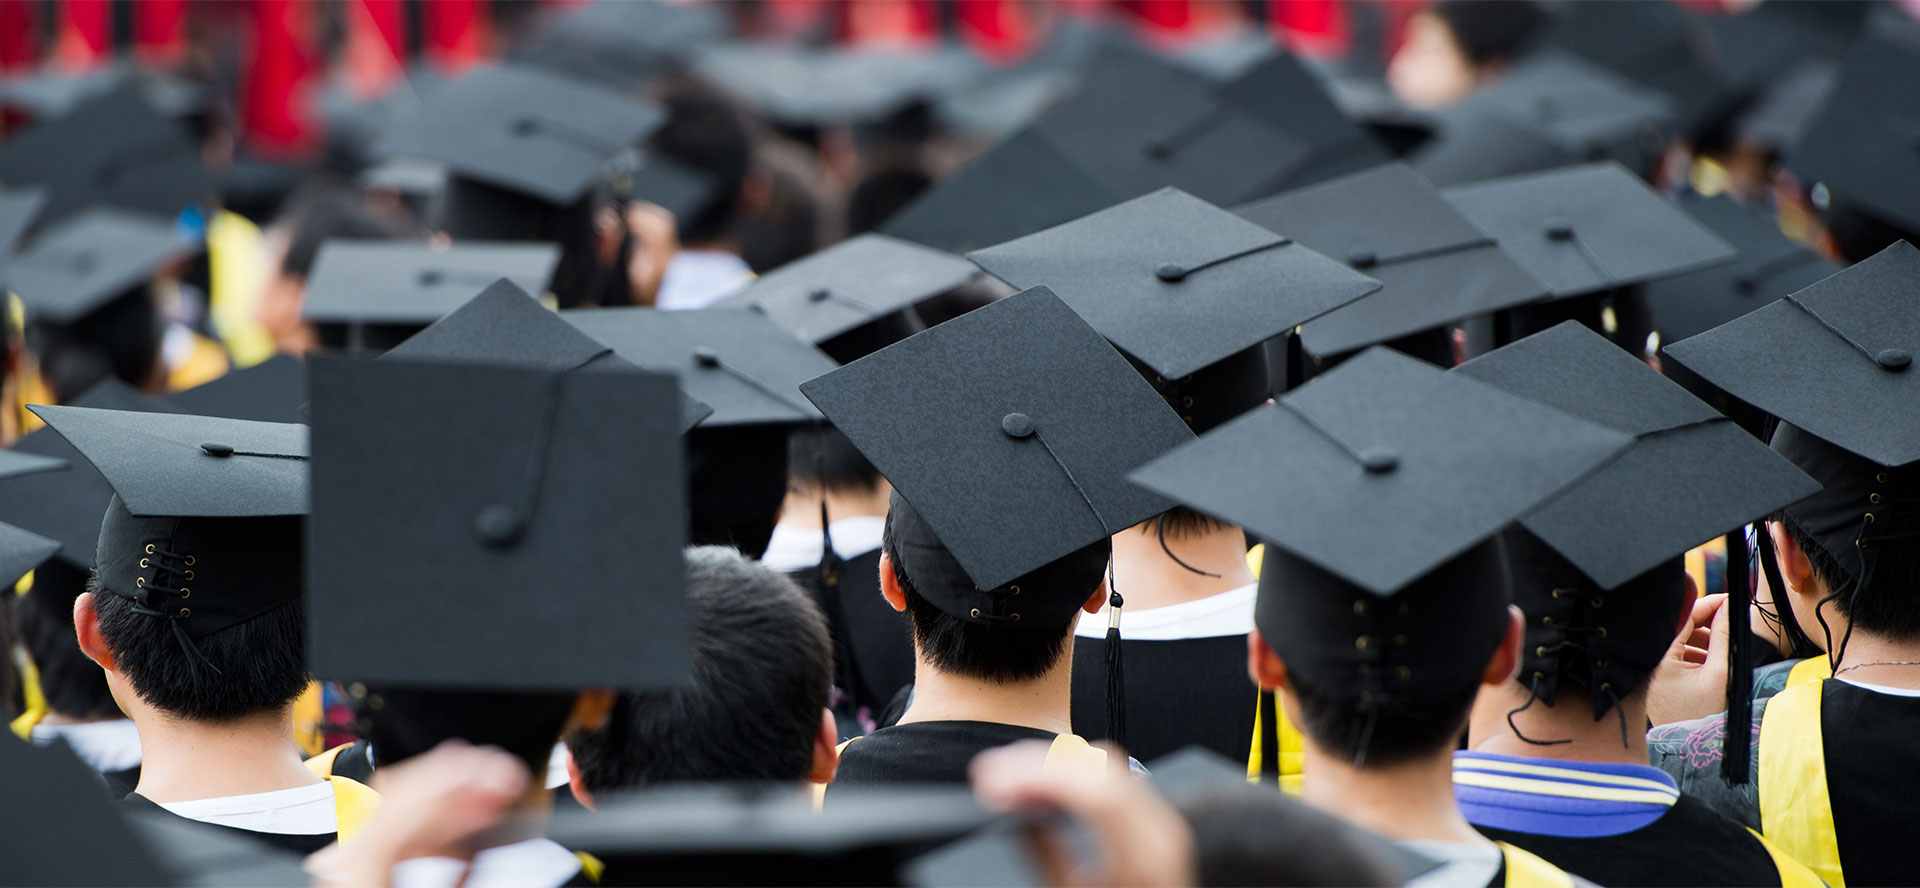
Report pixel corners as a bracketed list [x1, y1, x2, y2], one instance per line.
[883, 511, 1097, 684]
[1287, 666, 1480, 768]
[569, 547, 833, 790]
[1784, 513, 1920, 640]
[787, 426, 882, 495]
[653, 81, 754, 245]
[1143, 508, 1230, 541]
[27, 288, 162, 401]
[366, 686, 578, 778]
[1431, 0, 1547, 67]
[91, 577, 309, 723]
[15, 561, 120, 720]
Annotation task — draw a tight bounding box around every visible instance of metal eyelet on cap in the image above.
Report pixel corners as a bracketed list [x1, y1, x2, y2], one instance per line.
[1354, 635, 1373, 652]
[135, 577, 145, 588]
[1596, 627, 1609, 639]
[140, 558, 149, 568]
[1394, 666, 1412, 681]
[177, 608, 191, 618]
[1877, 472, 1890, 484]
[1542, 616, 1557, 627]
[1871, 493, 1883, 505]
[1007, 585, 1022, 597]
[1010, 613, 1021, 622]
[183, 570, 194, 580]
[1352, 600, 1368, 616]
[145, 544, 156, 554]
[969, 608, 982, 619]
[178, 589, 190, 599]
[184, 556, 195, 566]
[1535, 646, 1548, 657]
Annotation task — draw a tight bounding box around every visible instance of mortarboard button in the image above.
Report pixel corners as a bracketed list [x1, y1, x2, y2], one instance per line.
[1154, 263, 1187, 283]
[1359, 447, 1399, 474]
[1001, 412, 1035, 439]
[1544, 222, 1575, 242]
[1734, 275, 1758, 295]
[807, 288, 831, 303]
[1347, 251, 1379, 270]
[1878, 349, 1912, 371]
[200, 443, 234, 458]
[473, 504, 524, 548]
[692, 346, 722, 368]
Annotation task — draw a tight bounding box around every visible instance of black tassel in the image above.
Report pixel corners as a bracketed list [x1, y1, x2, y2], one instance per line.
[1722, 529, 1753, 785]
[1104, 591, 1126, 749]
[1257, 691, 1280, 782]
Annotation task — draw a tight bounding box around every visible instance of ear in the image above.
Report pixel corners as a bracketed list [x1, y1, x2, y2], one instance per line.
[1483, 606, 1526, 688]
[808, 708, 840, 784]
[73, 592, 116, 672]
[878, 551, 907, 614]
[1768, 520, 1819, 598]
[1081, 575, 1108, 616]
[565, 747, 595, 811]
[566, 689, 618, 733]
[1246, 629, 1288, 692]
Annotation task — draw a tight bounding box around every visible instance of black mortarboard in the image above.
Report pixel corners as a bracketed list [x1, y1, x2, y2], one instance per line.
[306, 355, 688, 690]
[1732, 61, 1837, 152]
[969, 187, 1380, 381]
[0, 63, 205, 121]
[1415, 53, 1672, 186]
[0, 381, 174, 569]
[1214, 51, 1392, 187]
[1131, 348, 1629, 702]
[715, 233, 976, 360]
[513, 0, 728, 90]
[386, 279, 713, 431]
[0, 735, 170, 885]
[1235, 163, 1548, 357]
[379, 64, 665, 207]
[564, 307, 833, 428]
[0, 521, 58, 591]
[801, 287, 1191, 610]
[692, 44, 985, 128]
[1443, 163, 1734, 300]
[1644, 194, 1840, 346]
[302, 241, 559, 327]
[26, 404, 308, 644]
[0, 81, 210, 227]
[882, 126, 1121, 254]
[8, 208, 199, 324]
[550, 785, 994, 886]
[0, 448, 62, 482]
[1543, 1, 1727, 132]
[1788, 30, 1920, 235]
[169, 356, 308, 425]
[0, 186, 44, 258]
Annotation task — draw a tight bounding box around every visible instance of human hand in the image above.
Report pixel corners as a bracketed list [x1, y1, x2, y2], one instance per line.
[307, 740, 530, 888]
[970, 741, 1192, 888]
[1648, 592, 1731, 726]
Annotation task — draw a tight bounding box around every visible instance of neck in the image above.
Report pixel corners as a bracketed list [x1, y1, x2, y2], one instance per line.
[1301, 743, 1486, 845]
[1830, 629, 1920, 688]
[776, 483, 892, 530]
[897, 634, 1077, 735]
[130, 706, 319, 803]
[1467, 686, 1650, 764]
[1109, 523, 1255, 611]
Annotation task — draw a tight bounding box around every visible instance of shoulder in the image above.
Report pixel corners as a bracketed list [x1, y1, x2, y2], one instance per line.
[1646, 703, 1764, 830]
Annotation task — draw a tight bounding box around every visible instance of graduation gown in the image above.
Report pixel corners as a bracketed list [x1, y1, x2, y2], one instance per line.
[1069, 633, 1255, 763]
[786, 547, 914, 719]
[117, 795, 339, 856]
[829, 721, 1057, 791]
[1477, 797, 1807, 887]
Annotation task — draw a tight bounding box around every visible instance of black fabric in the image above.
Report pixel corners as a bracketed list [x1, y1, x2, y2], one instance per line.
[0, 736, 166, 883]
[0, 380, 177, 569]
[0, 521, 59, 590]
[1477, 794, 1787, 887]
[169, 356, 308, 424]
[0, 81, 210, 227]
[10, 207, 199, 324]
[564, 306, 834, 429]
[102, 764, 141, 798]
[1820, 679, 1920, 887]
[1070, 634, 1253, 763]
[318, 739, 376, 785]
[686, 425, 787, 560]
[788, 548, 913, 718]
[829, 721, 1057, 790]
[118, 794, 338, 857]
[303, 242, 560, 325]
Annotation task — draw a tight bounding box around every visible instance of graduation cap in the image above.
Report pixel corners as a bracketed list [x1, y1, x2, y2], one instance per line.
[0, 380, 177, 569]
[1235, 163, 1549, 358]
[169, 356, 309, 424]
[25, 404, 308, 653]
[1443, 163, 1734, 301]
[564, 306, 833, 428]
[691, 44, 986, 129]
[801, 286, 1192, 609]
[0, 735, 171, 885]
[0, 186, 44, 259]
[1415, 53, 1673, 186]
[513, 0, 729, 90]
[880, 126, 1121, 254]
[715, 233, 976, 362]
[0, 522, 59, 591]
[0, 448, 63, 482]
[1788, 30, 1920, 235]
[380, 64, 665, 207]
[1644, 194, 1840, 346]
[1731, 61, 1837, 152]
[1214, 51, 1392, 186]
[1455, 322, 1820, 719]
[550, 785, 995, 886]
[306, 355, 689, 690]
[8, 207, 199, 324]
[1543, 1, 1728, 132]
[0, 81, 211, 227]
[969, 187, 1381, 381]
[387, 279, 713, 431]
[1130, 347, 1631, 704]
[301, 240, 560, 327]
[0, 63, 206, 120]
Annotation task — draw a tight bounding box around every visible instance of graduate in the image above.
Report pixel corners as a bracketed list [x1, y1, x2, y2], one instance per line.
[1448, 322, 1822, 887]
[1131, 346, 1632, 887]
[801, 287, 1195, 788]
[1387, 0, 1549, 109]
[25, 404, 357, 855]
[1650, 240, 1920, 887]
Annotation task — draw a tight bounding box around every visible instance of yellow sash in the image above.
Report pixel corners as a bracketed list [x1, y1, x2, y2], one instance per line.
[1498, 842, 1574, 888]
[8, 652, 46, 740]
[573, 851, 605, 885]
[1758, 679, 1845, 887]
[1746, 827, 1827, 888]
[1786, 657, 1832, 689]
[1245, 690, 1305, 794]
[328, 775, 380, 844]
[164, 332, 230, 393]
[290, 682, 326, 757]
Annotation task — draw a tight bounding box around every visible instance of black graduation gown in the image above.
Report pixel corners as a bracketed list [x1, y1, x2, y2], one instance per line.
[1816, 680, 1920, 887]
[1070, 633, 1255, 763]
[829, 721, 1055, 793]
[118, 795, 338, 856]
[785, 548, 914, 718]
[102, 765, 141, 797]
[1476, 795, 1791, 887]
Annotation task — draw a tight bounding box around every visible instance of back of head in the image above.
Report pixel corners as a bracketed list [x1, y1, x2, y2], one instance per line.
[882, 495, 1108, 684]
[1433, 0, 1548, 67]
[569, 546, 832, 790]
[653, 79, 754, 246]
[687, 425, 789, 559]
[1128, 347, 1270, 543]
[28, 288, 162, 402]
[15, 560, 120, 721]
[786, 426, 882, 496]
[847, 167, 933, 237]
[1773, 422, 1920, 641]
[277, 188, 412, 282]
[1180, 785, 1403, 887]
[365, 685, 579, 778]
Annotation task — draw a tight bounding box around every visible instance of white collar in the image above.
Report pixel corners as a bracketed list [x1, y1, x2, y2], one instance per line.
[31, 718, 142, 773]
[1837, 677, 1920, 698]
[390, 838, 582, 888]
[656, 250, 754, 311]
[760, 516, 888, 572]
[156, 781, 337, 835]
[1074, 584, 1256, 641]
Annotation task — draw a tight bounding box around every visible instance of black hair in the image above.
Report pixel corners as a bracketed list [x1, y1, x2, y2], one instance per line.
[365, 686, 579, 778]
[27, 288, 162, 401]
[278, 188, 412, 280]
[736, 139, 825, 274]
[1180, 786, 1402, 887]
[1821, 199, 1919, 266]
[569, 546, 833, 790]
[882, 511, 1100, 684]
[1431, 0, 1548, 67]
[846, 166, 933, 236]
[1783, 513, 1920, 641]
[14, 561, 120, 720]
[652, 80, 754, 246]
[687, 425, 789, 559]
[1286, 665, 1481, 768]
[786, 426, 882, 494]
[90, 577, 309, 723]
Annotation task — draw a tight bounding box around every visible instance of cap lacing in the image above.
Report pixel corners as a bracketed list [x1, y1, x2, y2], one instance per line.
[1816, 472, 1920, 673]
[114, 543, 223, 675]
[1508, 589, 1629, 748]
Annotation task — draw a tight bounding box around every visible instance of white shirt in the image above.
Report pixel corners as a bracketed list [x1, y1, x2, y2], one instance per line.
[1401, 838, 1503, 888]
[391, 837, 583, 888]
[31, 719, 142, 773]
[1073, 583, 1256, 641]
[1839, 678, 1920, 698]
[656, 250, 753, 311]
[760, 517, 887, 573]
[157, 782, 337, 835]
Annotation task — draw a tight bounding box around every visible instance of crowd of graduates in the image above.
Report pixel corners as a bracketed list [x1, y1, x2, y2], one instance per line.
[0, 1, 1917, 886]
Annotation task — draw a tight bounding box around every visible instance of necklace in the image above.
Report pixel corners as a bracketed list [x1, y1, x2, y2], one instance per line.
[1834, 660, 1920, 676]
